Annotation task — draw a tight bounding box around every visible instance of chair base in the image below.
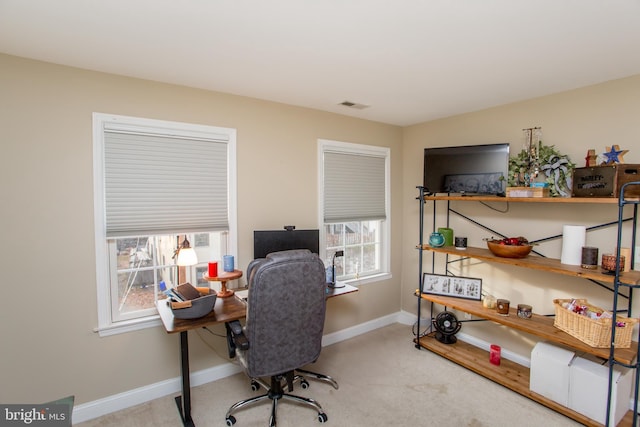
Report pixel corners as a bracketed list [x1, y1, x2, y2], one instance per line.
[225, 375, 327, 427]
[295, 368, 339, 390]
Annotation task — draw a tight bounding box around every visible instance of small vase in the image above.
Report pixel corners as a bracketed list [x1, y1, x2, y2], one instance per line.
[429, 232, 445, 247]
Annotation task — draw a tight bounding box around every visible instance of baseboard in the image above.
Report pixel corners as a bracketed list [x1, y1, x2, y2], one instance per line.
[73, 311, 406, 423]
[72, 363, 242, 424]
[321, 312, 401, 346]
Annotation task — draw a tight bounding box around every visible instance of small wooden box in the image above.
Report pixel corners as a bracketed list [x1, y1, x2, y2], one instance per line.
[506, 186, 550, 198]
[572, 164, 640, 198]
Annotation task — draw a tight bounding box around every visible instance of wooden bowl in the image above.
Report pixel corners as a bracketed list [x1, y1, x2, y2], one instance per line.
[486, 240, 533, 258]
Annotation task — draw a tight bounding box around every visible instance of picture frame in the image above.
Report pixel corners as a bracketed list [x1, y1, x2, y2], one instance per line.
[421, 273, 482, 300]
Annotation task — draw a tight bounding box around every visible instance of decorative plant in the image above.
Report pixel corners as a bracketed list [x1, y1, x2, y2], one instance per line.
[508, 143, 575, 197]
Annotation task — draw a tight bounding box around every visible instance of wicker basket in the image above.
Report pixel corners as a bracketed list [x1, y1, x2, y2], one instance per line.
[553, 299, 637, 348]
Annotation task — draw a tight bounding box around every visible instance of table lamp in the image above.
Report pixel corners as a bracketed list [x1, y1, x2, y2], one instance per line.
[174, 236, 198, 285]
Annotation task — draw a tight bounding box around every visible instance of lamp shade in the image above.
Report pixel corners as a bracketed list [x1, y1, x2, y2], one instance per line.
[177, 247, 198, 266]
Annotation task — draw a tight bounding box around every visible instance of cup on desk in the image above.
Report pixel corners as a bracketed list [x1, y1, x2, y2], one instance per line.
[208, 261, 218, 278]
[223, 255, 235, 272]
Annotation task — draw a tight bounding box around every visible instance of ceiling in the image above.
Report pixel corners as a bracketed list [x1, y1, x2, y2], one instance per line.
[2, 0, 640, 126]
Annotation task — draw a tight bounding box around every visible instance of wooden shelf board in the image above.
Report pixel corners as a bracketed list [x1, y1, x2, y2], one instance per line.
[416, 334, 636, 427]
[419, 245, 640, 286]
[423, 195, 626, 204]
[418, 293, 637, 365]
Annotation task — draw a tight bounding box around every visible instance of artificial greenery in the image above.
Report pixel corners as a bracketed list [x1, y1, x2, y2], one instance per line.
[508, 143, 575, 197]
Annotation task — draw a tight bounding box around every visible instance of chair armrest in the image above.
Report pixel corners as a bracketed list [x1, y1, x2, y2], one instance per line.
[225, 320, 249, 359]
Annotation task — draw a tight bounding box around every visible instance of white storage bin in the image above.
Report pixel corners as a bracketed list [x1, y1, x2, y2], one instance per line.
[568, 356, 632, 426]
[530, 341, 575, 406]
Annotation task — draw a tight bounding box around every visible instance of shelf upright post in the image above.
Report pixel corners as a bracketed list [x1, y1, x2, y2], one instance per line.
[606, 182, 640, 427]
[416, 186, 425, 348]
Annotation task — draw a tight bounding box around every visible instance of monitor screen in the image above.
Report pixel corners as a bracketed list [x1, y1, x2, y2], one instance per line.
[423, 143, 510, 195]
[253, 229, 320, 259]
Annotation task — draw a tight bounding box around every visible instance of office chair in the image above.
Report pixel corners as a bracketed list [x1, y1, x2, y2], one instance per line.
[225, 249, 329, 426]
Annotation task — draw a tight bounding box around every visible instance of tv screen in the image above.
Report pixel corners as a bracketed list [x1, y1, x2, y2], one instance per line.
[253, 229, 320, 259]
[423, 143, 510, 195]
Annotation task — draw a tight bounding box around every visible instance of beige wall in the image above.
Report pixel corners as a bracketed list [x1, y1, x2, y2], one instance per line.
[402, 74, 640, 357]
[0, 54, 403, 405]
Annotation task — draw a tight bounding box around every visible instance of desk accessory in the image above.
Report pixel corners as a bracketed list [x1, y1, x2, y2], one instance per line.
[223, 255, 235, 272]
[328, 250, 344, 288]
[169, 286, 217, 319]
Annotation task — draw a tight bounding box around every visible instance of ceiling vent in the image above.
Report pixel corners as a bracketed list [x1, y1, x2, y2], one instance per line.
[339, 101, 370, 110]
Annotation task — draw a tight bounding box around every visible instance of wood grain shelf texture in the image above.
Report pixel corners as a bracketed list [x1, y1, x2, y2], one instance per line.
[415, 333, 636, 427]
[417, 293, 637, 365]
[423, 195, 624, 204]
[419, 245, 640, 287]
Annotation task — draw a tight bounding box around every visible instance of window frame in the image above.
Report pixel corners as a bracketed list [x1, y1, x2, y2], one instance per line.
[93, 113, 237, 336]
[318, 139, 391, 285]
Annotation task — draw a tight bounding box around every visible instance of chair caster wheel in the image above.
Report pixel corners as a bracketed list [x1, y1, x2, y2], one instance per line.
[250, 380, 260, 391]
[226, 415, 236, 426]
[300, 379, 310, 389]
[318, 412, 328, 423]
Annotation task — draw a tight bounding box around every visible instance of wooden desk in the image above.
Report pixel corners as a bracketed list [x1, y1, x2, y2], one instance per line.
[157, 296, 246, 427]
[157, 282, 358, 426]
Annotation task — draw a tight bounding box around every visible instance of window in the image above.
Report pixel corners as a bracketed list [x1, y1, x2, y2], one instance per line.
[318, 139, 390, 283]
[93, 113, 237, 336]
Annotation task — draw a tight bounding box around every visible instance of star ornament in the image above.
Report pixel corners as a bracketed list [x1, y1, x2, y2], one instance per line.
[602, 145, 628, 164]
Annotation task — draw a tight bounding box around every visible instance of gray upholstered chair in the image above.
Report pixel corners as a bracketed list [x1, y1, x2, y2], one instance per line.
[225, 249, 329, 427]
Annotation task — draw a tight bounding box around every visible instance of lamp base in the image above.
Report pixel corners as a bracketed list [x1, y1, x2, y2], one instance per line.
[327, 283, 345, 289]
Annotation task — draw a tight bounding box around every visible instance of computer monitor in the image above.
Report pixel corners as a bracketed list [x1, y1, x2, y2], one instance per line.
[253, 229, 320, 259]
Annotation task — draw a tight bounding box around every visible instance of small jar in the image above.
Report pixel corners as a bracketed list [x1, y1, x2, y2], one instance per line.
[602, 253, 625, 274]
[517, 304, 532, 319]
[496, 299, 510, 316]
[482, 295, 496, 309]
[429, 232, 445, 247]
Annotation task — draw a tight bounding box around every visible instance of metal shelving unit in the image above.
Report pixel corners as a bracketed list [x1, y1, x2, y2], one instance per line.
[414, 185, 640, 426]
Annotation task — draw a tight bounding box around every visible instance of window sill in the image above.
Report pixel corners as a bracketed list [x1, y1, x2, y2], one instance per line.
[94, 315, 162, 337]
[343, 272, 392, 286]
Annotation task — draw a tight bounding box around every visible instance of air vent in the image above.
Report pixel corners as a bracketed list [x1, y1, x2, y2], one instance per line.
[339, 101, 370, 110]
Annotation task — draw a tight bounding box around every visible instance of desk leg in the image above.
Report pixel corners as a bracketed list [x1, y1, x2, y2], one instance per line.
[175, 331, 195, 427]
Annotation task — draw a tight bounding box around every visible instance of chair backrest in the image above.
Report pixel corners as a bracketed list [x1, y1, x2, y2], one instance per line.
[244, 249, 327, 378]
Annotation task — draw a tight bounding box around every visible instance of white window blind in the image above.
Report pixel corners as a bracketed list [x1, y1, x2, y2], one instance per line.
[104, 128, 229, 237]
[323, 151, 386, 223]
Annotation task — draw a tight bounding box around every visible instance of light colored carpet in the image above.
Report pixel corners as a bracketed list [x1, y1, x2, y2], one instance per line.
[76, 323, 580, 426]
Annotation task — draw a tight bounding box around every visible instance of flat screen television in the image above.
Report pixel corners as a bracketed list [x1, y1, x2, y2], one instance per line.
[253, 229, 320, 259]
[423, 143, 510, 195]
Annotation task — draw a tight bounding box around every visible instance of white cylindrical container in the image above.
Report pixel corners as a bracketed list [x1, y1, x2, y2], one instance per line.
[560, 225, 586, 265]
